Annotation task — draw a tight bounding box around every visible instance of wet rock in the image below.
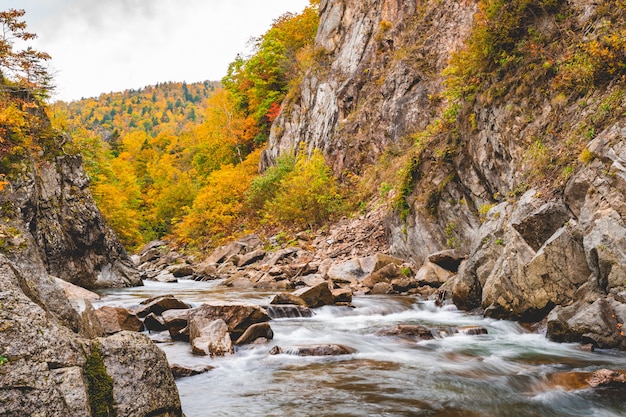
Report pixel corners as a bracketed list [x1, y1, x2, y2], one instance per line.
[586, 369, 626, 388]
[371, 282, 394, 294]
[136, 294, 191, 317]
[237, 249, 267, 267]
[152, 271, 178, 283]
[415, 261, 453, 288]
[391, 277, 415, 293]
[377, 325, 434, 341]
[332, 288, 353, 304]
[266, 304, 314, 319]
[427, 250, 466, 273]
[455, 326, 488, 336]
[162, 309, 192, 341]
[95, 306, 143, 334]
[293, 282, 334, 308]
[143, 312, 168, 332]
[170, 363, 214, 379]
[140, 248, 162, 265]
[189, 318, 233, 357]
[359, 253, 405, 275]
[167, 263, 194, 278]
[547, 297, 626, 349]
[450, 272, 482, 311]
[205, 242, 246, 264]
[99, 332, 183, 416]
[270, 292, 308, 306]
[282, 344, 357, 356]
[234, 322, 274, 345]
[296, 273, 326, 287]
[327, 258, 365, 284]
[189, 304, 271, 341]
[269, 345, 283, 355]
[361, 263, 402, 288]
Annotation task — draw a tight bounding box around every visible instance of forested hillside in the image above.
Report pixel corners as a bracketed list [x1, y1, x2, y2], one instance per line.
[52, 0, 335, 251]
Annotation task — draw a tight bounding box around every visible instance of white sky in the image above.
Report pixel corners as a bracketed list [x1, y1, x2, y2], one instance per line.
[4, 0, 311, 102]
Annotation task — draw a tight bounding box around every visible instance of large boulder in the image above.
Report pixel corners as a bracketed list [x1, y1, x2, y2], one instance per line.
[547, 297, 626, 349]
[234, 322, 274, 345]
[189, 318, 233, 357]
[186, 304, 271, 341]
[98, 332, 183, 416]
[95, 306, 143, 334]
[293, 282, 334, 308]
[0, 256, 181, 416]
[136, 294, 191, 317]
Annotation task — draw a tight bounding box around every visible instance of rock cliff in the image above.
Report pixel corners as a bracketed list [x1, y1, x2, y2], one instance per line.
[0, 95, 180, 415]
[264, 0, 626, 348]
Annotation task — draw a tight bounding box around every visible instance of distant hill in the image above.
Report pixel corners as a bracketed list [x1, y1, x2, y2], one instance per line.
[55, 80, 219, 144]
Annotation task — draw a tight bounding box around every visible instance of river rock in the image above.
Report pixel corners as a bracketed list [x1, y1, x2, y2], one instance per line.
[378, 325, 434, 341]
[170, 363, 214, 379]
[143, 312, 168, 332]
[282, 344, 357, 356]
[455, 326, 488, 336]
[237, 249, 267, 267]
[266, 304, 314, 319]
[371, 282, 394, 294]
[293, 282, 334, 308]
[547, 297, 626, 349]
[427, 250, 466, 273]
[95, 306, 143, 334]
[162, 309, 192, 341]
[586, 369, 626, 388]
[189, 318, 234, 357]
[332, 288, 353, 304]
[359, 253, 405, 275]
[327, 258, 365, 284]
[415, 261, 454, 288]
[136, 294, 191, 317]
[167, 263, 195, 278]
[234, 322, 274, 345]
[270, 292, 308, 306]
[205, 241, 246, 264]
[189, 304, 271, 340]
[98, 332, 183, 416]
[152, 271, 178, 283]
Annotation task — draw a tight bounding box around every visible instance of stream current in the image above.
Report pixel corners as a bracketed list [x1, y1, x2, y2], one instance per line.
[96, 279, 626, 417]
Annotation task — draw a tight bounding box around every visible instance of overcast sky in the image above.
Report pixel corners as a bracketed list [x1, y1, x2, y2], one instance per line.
[4, 0, 311, 102]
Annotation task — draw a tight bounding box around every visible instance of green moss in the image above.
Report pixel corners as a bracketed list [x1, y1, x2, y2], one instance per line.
[85, 343, 116, 417]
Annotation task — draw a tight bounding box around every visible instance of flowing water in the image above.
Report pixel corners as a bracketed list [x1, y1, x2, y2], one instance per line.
[96, 280, 626, 417]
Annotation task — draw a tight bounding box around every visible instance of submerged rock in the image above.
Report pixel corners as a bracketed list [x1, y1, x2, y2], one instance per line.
[271, 344, 357, 356]
[170, 363, 214, 379]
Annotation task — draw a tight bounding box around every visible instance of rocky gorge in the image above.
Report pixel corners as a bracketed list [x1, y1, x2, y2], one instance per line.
[1, 0, 626, 415]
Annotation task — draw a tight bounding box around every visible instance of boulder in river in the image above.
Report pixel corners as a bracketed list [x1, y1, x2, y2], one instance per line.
[143, 312, 168, 332]
[278, 344, 357, 356]
[188, 303, 271, 341]
[189, 318, 234, 357]
[95, 306, 143, 334]
[270, 292, 308, 306]
[136, 294, 191, 317]
[170, 363, 214, 379]
[293, 282, 334, 308]
[377, 325, 434, 341]
[234, 322, 274, 345]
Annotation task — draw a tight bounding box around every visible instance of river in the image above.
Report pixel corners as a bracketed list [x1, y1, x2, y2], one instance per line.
[95, 280, 626, 417]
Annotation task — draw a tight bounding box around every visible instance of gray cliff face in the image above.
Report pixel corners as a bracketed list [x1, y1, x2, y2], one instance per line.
[261, 0, 476, 174]
[2, 150, 140, 289]
[0, 103, 180, 414]
[265, 0, 626, 347]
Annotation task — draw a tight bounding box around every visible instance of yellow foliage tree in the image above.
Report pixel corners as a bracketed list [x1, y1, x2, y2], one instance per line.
[174, 149, 262, 249]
